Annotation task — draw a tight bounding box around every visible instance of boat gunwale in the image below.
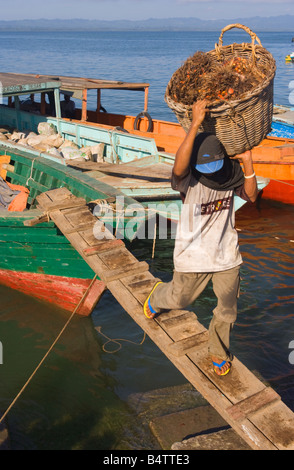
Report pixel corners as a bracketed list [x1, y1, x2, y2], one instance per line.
[0, 145, 139, 206]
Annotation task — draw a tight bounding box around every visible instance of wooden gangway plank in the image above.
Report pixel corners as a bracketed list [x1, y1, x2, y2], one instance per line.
[36, 188, 294, 451]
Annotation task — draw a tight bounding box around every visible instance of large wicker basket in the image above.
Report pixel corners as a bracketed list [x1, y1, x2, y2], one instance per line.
[165, 24, 276, 156]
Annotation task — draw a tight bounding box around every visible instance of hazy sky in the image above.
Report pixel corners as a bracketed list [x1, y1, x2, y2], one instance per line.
[1, 0, 293, 21]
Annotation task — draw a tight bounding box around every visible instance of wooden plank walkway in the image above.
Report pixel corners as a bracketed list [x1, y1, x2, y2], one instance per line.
[36, 188, 294, 451]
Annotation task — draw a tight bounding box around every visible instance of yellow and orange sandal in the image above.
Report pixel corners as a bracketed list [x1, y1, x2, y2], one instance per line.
[143, 281, 162, 319]
[212, 360, 231, 376]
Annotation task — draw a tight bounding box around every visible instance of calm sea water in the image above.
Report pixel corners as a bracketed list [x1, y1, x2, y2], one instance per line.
[0, 30, 294, 450]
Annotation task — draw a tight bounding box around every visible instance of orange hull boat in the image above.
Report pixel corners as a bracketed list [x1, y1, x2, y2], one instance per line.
[90, 111, 294, 205]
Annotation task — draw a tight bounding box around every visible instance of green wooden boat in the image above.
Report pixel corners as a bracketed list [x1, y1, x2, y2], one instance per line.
[0, 146, 150, 314]
[0, 75, 153, 313]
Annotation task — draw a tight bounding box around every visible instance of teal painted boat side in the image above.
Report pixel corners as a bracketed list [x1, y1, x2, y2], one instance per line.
[1, 148, 138, 206]
[0, 107, 159, 164]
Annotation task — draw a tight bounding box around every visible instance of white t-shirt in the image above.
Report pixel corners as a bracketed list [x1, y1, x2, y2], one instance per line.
[172, 171, 247, 273]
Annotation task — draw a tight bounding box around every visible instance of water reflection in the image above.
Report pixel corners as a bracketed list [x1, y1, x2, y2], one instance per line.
[0, 289, 141, 449]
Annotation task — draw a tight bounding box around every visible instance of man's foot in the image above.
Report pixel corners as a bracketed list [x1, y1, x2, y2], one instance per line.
[211, 356, 231, 376]
[143, 282, 162, 319]
[144, 300, 157, 319]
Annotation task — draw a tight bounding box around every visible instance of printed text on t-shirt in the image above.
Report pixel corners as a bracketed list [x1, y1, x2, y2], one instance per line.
[200, 196, 232, 215]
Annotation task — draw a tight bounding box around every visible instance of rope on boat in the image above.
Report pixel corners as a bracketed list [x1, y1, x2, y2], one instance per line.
[267, 177, 294, 188]
[0, 274, 98, 426]
[25, 158, 36, 186]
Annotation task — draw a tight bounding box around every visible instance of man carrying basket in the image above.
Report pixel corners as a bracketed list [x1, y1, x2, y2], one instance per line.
[143, 99, 258, 377]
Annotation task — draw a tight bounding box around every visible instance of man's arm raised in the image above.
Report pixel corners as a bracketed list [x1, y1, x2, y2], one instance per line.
[173, 100, 209, 178]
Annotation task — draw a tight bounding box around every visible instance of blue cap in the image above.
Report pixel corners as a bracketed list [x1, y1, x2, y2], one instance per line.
[195, 157, 224, 174]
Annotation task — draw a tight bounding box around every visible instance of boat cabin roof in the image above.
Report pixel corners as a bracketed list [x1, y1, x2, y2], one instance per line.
[1, 72, 150, 116]
[0, 73, 149, 121]
[0, 72, 61, 97]
[1, 72, 149, 93]
[47, 74, 149, 93]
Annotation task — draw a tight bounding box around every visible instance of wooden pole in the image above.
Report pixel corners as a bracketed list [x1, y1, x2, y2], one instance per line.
[96, 89, 101, 122]
[54, 88, 61, 119]
[41, 92, 46, 115]
[54, 88, 61, 134]
[97, 89, 101, 112]
[144, 86, 149, 112]
[14, 96, 21, 130]
[82, 89, 87, 121]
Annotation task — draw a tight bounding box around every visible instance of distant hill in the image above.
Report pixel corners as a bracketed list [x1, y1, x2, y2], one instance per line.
[0, 16, 293, 32]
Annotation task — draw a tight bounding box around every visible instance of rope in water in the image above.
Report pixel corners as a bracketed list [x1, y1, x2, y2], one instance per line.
[0, 274, 98, 426]
[95, 326, 146, 354]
